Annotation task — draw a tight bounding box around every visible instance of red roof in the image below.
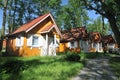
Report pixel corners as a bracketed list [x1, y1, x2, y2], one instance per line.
[89, 32, 101, 42]
[10, 13, 50, 35]
[102, 35, 115, 44]
[61, 27, 88, 42]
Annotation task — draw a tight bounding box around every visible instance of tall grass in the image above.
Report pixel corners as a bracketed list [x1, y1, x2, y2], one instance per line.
[0, 56, 83, 80]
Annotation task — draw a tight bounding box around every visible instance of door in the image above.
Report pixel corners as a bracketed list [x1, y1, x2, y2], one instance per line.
[48, 36, 56, 55]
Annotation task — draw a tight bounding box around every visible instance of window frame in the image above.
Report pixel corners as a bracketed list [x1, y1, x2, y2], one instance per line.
[16, 36, 23, 47]
[32, 35, 39, 47]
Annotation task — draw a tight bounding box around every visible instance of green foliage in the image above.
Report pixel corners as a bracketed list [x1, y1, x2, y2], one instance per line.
[65, 51, 81, 62]
[82, 0, 120, 47]
[0, 56, 83, 80]
[0, 0, 62, 33]
[87, 17, 110, 35]
[110, 57, 120, 79]
[80, 52, 110, 59]
[57, 0, 89, 30]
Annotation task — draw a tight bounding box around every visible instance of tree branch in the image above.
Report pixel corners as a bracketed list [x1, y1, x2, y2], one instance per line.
[82, 0, 107, 18]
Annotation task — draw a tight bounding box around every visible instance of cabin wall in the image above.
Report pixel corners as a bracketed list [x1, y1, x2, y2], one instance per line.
[6, 35, 41, 57]
[58, 42, 68, 52]
[89, 42, 103, 52]
[80, 40, 89, 52]
[6, 33, 60, 57]
[58, 41, 81, 53]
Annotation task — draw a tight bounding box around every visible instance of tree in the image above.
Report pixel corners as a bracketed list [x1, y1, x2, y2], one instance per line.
[57, 0, 89, 30]
[0, 0, 8, 51]
[87, 17, 110, 35]
[0, 0, 62, 51]
[82, 0, 120, 47]
[2, 0, 61, 33]
[1, 0, 8, 36]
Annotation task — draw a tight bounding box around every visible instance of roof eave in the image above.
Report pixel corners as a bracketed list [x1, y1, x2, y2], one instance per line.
[25, 13, 50, 33]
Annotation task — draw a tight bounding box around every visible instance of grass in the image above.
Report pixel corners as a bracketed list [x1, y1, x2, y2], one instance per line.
[110, 56, 120, 80]
[79, 52, 110, 59]
[0, 56, 83, 80]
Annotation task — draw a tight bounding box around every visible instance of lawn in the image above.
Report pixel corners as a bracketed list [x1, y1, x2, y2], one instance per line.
[0, 55, 83, 80]
[110, 56, 120, 80]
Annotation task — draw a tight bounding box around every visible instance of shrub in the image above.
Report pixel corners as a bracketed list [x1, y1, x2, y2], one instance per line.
[65, 52, 80, 62]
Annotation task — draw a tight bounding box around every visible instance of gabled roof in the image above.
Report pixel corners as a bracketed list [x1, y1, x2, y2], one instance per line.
[102, 35, 115, 44]
[89, 32, 102, 43]
[61, 27, 88, 42]
[8, 12, 61, 36]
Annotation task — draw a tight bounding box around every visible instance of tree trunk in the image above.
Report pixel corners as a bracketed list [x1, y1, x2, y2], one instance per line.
[107, 14, 120, 48]
[2, 0, 8, 36]
[0, 0, 8, 52]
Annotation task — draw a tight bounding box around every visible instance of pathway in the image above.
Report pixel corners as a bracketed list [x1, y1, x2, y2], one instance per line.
[72, 57, 118, 80]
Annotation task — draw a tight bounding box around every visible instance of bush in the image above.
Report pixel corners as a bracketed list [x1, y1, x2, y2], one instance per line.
[65, 52, 80, 62]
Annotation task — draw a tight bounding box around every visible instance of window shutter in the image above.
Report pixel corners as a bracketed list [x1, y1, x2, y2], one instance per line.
[39, 36, 43, 47]
[16, 37, 19, 46]
[21, 36, 24, 46]
[74, 41, 77, 48]
[27, 35, 32, 46]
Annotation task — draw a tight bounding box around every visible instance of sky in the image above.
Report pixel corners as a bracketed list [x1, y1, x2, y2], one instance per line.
[0, 0, 102, 29]
[0, 9, 3, 28]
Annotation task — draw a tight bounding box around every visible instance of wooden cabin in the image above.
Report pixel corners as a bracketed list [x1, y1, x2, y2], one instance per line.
[59, 27, 88, 53]
[102, 35, 117, 52]
[6, 13, 61, 57]
[89, 32, 103, 52]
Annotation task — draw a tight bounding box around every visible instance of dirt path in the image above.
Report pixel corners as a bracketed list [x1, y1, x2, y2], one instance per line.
[72, 57, 118, 80]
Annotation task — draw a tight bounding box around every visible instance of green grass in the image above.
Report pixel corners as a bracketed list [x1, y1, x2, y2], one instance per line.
[110, 56, 120, 80]
[0, 56, 83, 80]
[79, 52, 110, 59]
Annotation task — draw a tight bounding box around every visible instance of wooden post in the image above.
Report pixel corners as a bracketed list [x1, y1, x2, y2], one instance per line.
[46, 33, 48, 55]
[97, 43, 99, 52]
[54, 34, 56, 56]
[54, 34, 56, 46]
[91, 43, 93, 48]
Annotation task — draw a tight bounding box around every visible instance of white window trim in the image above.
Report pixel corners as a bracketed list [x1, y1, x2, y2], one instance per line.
[27, 34, 43, 48]
[32, 35, 39, 47]
[16, 36, 24, 47]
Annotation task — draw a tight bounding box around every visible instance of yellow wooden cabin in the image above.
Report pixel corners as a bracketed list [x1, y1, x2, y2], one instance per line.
[6, 13, 61, 57]
[89, 32, 103, 52]
[59, 27, 88, 53]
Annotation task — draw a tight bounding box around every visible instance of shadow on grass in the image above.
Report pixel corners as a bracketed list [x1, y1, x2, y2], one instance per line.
[110, 56, 120, 79]
[0, 56, 78, 80]
[0, 58, 45, 80]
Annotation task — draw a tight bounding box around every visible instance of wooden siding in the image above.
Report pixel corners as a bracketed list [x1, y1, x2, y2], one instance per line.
[6, 17, 60, 57]
[6, 35, 41, 57]
[28, 17, 53, 34]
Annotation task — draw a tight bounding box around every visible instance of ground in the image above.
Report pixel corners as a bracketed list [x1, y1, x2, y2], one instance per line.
[72, 55, 119, 80]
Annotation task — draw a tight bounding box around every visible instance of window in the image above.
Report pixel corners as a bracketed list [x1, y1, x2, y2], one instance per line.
[27, 34, 43, 47]
[71, 42, 74, 48]
[32, 36, 39, 46]
[16, 36, 24, 47]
